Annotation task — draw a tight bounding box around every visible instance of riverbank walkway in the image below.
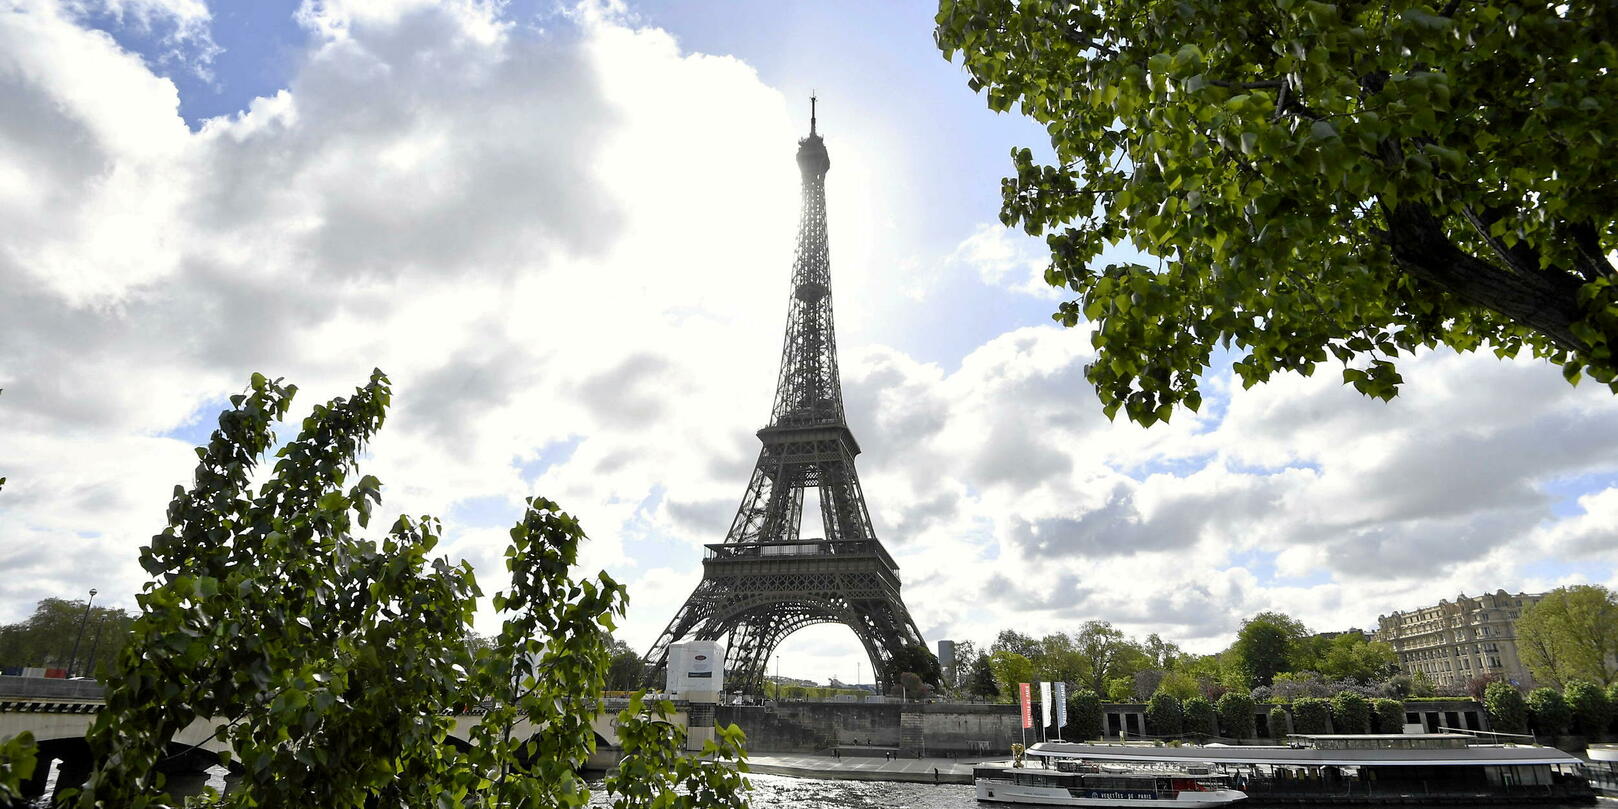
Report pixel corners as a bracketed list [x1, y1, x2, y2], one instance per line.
[747, 753, 995, 784]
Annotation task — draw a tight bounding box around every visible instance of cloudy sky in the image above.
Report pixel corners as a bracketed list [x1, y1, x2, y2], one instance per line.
[3, 0, 1616, 685]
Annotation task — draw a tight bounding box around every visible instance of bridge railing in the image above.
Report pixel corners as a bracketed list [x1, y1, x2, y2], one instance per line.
[0, 675, 105, 701]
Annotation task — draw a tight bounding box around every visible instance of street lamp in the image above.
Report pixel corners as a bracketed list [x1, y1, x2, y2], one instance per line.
[66, 588, 97, 679]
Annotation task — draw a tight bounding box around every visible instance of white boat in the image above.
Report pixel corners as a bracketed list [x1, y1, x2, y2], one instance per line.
[974, 761, 1247, 806]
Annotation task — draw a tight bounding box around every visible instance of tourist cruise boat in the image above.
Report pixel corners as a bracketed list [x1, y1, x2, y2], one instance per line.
[974, 761, 1247, 806]
[1019, 734, 1594, 805]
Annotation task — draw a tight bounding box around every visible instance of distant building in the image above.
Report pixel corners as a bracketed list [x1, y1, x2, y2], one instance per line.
[937, 639, 956, 686]
[1374, 589, 1545, 690]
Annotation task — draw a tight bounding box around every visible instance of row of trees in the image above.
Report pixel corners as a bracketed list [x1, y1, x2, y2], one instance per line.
[952, 612, 1401, 706]
[0, 599, 136, 672]
[1484, 679, 1618, 738]
[954, 587, 1618, 713]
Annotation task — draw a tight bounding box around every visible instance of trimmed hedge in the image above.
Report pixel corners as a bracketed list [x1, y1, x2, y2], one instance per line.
[1484, 682, 1529, 735]
[1147, 692, 1183, 736]
[1217, 692, 1256, 738]
[1331, 691, 1371, 734]
[1528, 688, 1571, 735]
[1371, 698, 1405, 734]
[1268, 705, 1290, 738]
[1292, 697, 1332, 734]
[1184, 696, 1218, 738]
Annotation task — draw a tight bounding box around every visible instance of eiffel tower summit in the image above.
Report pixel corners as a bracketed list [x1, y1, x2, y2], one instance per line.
[644, 98, 927, 696]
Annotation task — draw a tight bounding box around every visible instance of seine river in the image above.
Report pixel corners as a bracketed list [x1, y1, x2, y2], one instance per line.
[34, 768, 1608, 807]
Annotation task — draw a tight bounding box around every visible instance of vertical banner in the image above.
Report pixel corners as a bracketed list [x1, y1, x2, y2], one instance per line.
[1039, 681, 1053, 731]
[1018, 682, 1032, 729]
[1054, 681, 1068, 731]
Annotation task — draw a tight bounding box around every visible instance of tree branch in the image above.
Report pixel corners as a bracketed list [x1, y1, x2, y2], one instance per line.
[1380, 202, 1590, 354]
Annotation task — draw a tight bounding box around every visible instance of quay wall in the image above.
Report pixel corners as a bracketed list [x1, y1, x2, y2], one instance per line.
[719, 698, 1514, 755]
[715, 702, 1027, 755]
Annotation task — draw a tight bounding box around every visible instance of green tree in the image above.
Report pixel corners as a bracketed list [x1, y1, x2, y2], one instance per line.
[992, 630, 1042, 659]
[1321, 637, 1399, 683]
[1105, 677, 1135, 702]
[1032, 633, 1086, 685]
[1155, 670, 1201, 700]
[0, 599, 135, 671]
[1073, 620, 1150, 695]
[72, 372, 748, 808]
[989, 651, 1037, 703]
[1528, 687, 1572, 736]
[1143, 633, 1182, 670]
[1291, 697, 1332, 734]
[967, 653, 1000, 700]
[1516, 586, 1618, 688]
[1217, 691, 1256, 738]
[1146, 692, 1184, 736]
[1330, 691, 1372, 734]
[606, 638, 649, 691]
[1564, 680, 1612, 736]
[1371, 698, 1406, 734]
[1232, 612, 1309, 687]
[890, 642, 944, 688]
[1267, 705, 1290, 738]
[1065, 687, 1104, 741]
[1183, 696, 1218, 738]
[936, 0, 1618, 427]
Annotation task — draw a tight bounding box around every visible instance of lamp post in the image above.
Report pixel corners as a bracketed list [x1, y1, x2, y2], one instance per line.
[66, 588, 97, 678]
[84, 615, 108, 678]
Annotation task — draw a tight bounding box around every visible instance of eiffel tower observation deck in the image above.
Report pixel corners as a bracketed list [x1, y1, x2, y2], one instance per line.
[643, 99, 927, 696]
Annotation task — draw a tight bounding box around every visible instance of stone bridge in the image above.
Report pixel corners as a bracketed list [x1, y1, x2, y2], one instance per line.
[0, 677, 696, 804]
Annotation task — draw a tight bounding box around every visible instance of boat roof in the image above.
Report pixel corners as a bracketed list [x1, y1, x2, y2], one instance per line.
[1028, 742, 1582, 768]
[1290, 733, 1475, 740]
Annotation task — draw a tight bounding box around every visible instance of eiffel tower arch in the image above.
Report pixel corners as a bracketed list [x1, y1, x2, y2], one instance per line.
[644, 100, 927, 696]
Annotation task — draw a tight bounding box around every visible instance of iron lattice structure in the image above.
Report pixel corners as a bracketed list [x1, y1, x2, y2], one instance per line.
[644, 103, 926, 696]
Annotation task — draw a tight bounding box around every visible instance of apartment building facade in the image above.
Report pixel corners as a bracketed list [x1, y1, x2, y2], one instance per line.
[1373, 589, 1544, 690]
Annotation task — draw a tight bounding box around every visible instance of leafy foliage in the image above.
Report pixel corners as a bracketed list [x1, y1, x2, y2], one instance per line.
[1267, 705, 1290, 738]
[0, 599, 135, 670]
[1330, 691, 1371, 734]
[72, 372, 747, 808]
[1290, 634, 1398, 683]
[1065, 687, 1103, 740]
[937, 0, 1618, 425]
[1290, 697, 1331, 734]
[988, 651, 1037, 703]
[1370, 698, 1405, 734]
[1183, 696, 1217, 738]
[1564, 680, 1612, 736]
[966, 653, 1000, 700]
[1145, 692, 1183, 736]
[1527, 687, 1572, 735]
[1232, 612, 1309, 687]
[0, 732, 37, 806]
[890, 642, 944, 688]
[606, 694, 750, 809]
[1216, 691, 1256, 738]
[1516, 585, 1618, 688]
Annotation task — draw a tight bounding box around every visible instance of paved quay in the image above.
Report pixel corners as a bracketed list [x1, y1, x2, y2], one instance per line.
[746, 753, 1000, 784]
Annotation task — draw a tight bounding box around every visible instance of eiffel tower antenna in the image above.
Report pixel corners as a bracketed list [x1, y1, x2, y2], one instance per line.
[643, 98, 927, 696]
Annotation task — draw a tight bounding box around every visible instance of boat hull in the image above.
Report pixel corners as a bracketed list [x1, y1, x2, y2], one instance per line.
[975, 781, 1246, 807]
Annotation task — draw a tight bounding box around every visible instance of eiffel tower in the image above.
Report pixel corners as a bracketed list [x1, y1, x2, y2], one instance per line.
[644, 99, 926, 696]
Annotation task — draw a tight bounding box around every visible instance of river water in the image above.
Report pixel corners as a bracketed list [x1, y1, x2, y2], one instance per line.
[35, 767, 1609, 807]
[588, 773, 977, 808]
